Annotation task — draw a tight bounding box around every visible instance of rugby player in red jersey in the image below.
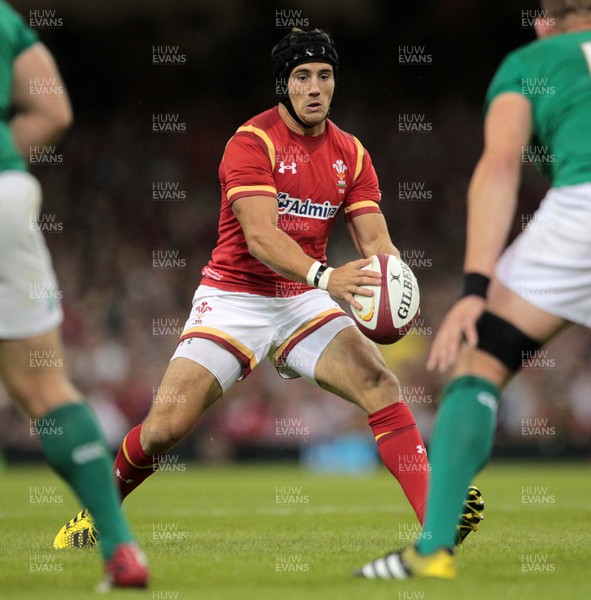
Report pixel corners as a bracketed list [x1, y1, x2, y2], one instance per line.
[55, 28, 481, 558]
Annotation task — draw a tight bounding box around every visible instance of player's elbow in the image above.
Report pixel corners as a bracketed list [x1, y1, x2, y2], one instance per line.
[479, 151, 522, 180]
[50, 101, 74, 137]
[244, 232, 266, 261]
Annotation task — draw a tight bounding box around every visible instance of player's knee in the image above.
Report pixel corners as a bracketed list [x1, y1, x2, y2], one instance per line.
[9, 376, 78, 418]
[357, 366, 400, 412]
[476, 311, 542, 373]
[141, 421, 186, 455]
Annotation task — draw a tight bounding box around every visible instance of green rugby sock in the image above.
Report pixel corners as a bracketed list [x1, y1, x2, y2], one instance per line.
[37, 402, 134, 559]
[417, 376, 500, 555]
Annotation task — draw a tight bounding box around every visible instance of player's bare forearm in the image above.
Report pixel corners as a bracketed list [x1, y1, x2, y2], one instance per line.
[247, 226, 317, 283]
[10, 113, 70, 157]
[464, 93, 531, 277]
[464, 155, 520, 276]
[233, 194, 381, 307]
[346, 212, 400, 259]
[248, 225, 380, 309]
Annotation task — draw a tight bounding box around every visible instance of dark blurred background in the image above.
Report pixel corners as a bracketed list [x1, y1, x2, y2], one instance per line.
[2, 0, 591, 467]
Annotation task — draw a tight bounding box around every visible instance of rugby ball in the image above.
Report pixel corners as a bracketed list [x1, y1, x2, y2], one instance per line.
[351, 254, 420, 344]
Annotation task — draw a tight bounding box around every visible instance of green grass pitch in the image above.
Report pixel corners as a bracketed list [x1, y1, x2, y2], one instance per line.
[1, 462, 590, 599]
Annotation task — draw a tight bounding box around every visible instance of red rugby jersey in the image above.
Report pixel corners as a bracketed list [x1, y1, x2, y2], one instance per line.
[201, 106, 382, 296]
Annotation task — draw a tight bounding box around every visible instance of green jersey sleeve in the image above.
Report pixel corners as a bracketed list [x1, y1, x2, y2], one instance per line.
[484, 53, 527, 113]
[0, 1, 39, 60]
[14, 14, 39, 58]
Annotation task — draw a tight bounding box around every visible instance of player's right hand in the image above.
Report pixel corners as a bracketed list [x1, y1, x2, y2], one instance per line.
[427, 296, 486, 373]
[326, 258, 381, 311]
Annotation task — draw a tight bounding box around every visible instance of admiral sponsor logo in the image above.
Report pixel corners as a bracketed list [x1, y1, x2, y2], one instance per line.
[201, 266, 223, 281]
[152, 46, 187, 65]
[152, 114, 187, 133]
[398, 114, 432, 133]
[278, 192, 340, 220]
[398, 46, 432, 65]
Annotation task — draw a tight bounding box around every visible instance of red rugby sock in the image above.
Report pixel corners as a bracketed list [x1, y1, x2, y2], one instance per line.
[368, 402, 428, 524]
[113, 424, 160, 501]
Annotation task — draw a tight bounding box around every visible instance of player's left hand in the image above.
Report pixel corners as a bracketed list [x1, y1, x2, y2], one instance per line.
[427, 296, 486, 373]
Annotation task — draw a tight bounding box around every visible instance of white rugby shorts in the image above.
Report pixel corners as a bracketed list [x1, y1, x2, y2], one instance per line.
[496, 183, 591, 327]
[0, 171, 63, 339]
[172, 285, 355, 392]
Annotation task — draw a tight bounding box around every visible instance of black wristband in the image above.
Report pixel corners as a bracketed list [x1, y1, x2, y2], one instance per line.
[313, 264, 328, 287]
[461, 272, 490, 299]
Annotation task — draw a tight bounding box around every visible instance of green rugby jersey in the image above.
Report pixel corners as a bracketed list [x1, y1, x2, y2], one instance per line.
[486, 30, 591, 187]
[0, 1, 38, 172]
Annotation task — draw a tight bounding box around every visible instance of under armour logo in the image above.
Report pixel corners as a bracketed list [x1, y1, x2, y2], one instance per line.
[416, 445, 426, 454]
[278, 160, 297, 174]
[115, 468, 134, 484]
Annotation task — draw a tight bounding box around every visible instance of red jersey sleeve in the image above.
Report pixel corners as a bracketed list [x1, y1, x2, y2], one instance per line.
[343, 138, 382, 222]
[222, 128, 278, 205]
